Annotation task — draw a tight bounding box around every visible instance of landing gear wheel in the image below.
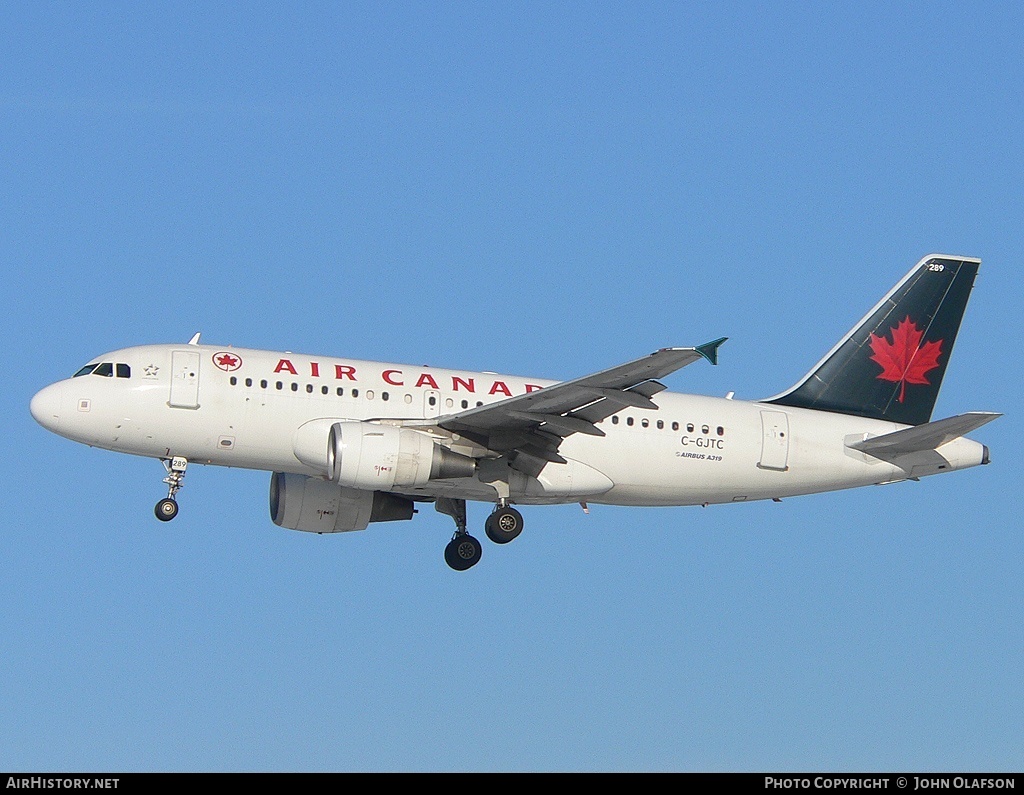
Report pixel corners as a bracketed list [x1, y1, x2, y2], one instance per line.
[485, 506, 523, 544]
[155, 498, 179, 522]
[445, 534, 482, 571]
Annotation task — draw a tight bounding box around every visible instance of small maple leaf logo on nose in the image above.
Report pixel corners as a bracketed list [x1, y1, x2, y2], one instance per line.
[212, 352, 242, 372]
[868, 316, 943, 403]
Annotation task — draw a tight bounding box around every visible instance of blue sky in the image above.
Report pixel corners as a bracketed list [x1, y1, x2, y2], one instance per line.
[2, 2, 1021, 772]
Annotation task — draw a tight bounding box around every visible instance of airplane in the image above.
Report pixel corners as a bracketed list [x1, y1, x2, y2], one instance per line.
[30, 254, 999, 570]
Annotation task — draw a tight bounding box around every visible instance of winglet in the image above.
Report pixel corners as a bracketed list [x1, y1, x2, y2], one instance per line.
[695, 337, 727, 366]
[188, 332, 202, 345]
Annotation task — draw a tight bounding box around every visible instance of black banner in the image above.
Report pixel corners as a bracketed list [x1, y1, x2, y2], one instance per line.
[2, 773, 1023, 784]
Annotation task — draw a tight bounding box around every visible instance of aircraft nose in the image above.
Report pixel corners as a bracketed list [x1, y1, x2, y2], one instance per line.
[30, 383, 63, 431]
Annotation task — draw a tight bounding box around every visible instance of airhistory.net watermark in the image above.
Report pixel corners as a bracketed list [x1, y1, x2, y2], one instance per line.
[6, 779, 118, 789]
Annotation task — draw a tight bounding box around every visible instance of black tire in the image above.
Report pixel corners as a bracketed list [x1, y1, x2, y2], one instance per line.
[485, 506, 523, 544]
[445, 534, 482, 571]
[155, 498, 179, 522]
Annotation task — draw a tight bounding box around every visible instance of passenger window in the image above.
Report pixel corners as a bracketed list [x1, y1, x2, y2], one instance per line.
[352, 389, 359, 398]
[116, 364, 131, 378]
[686, 423, 694, 433]
[261, 380, 268, 389]
[672, 422, 679, 431]
[337, 387, 344, 396]
[404, 394, 412, 404]
[382, 392, 389, 401]
[245, 378, 253, 387]
[291, 383, 299, 392]
[702, 425, 709, 434]
[306, 384, 313, 393]
[322, 386, 329, 395]
[73, 364, 98, 377]
[657, 420, 664, 430]
[276, 381, 283, 390]
[93, 362, 113, 377]
[641, 418, 649, 428]
[626, 417, 634, 427]
[230, 376, 237, 386]
[366, 390, 374, 400]
[461, 400, 468, 409]
[611, 415, 619, 425]
[717, 426, 724, 436]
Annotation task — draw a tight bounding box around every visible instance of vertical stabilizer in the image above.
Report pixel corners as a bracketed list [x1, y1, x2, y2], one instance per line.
[766, 255, 979, 426]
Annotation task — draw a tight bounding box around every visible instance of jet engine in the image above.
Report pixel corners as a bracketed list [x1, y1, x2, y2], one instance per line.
[270, 472, 415, 533]
[290, 421, 475, 490]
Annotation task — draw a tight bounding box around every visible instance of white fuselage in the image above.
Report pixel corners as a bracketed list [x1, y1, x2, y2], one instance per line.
[30, 342, 988, 508]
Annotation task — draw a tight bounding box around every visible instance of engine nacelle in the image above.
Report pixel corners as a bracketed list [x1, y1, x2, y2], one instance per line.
[327, 421, 476, 490]
[270, 472, 415, 533]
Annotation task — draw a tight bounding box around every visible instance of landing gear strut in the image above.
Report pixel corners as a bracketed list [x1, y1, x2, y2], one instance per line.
[437, 497, 482, 571]
[155, 456, 188, 522]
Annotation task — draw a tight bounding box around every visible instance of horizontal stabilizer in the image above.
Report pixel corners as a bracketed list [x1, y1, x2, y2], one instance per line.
[848, 412, 1001, 458]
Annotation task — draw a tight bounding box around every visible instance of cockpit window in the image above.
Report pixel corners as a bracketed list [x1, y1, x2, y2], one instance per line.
[73, 361, 127, 377]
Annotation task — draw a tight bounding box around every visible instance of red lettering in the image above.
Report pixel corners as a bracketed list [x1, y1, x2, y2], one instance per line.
[334, 364, 357, 381]
[489, 380, 512, 396]
[525, 384, 543, 393]
[310, 362, 320, 377]
[415, 373, 439, 389]
[382, 369, 404, 386]
[274, 358, 297, 375]
[452, 376, 475, 393]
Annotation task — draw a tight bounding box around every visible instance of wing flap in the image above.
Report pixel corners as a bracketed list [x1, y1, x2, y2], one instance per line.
[506, 410, 606, 437]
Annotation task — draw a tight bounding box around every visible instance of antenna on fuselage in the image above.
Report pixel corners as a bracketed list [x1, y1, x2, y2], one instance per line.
[187, 332, 201, 345]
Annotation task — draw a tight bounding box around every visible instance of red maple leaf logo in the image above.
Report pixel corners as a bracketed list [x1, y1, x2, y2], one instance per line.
[868, 316, 943, 403]
[212, 352, 242, 371]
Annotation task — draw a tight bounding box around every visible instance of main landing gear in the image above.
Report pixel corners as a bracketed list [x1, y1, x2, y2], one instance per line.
[485, 500, 523, 545]
[437, 497, 480, 571]
[154, 456, 188, 522]
[436, 497, 525, 571]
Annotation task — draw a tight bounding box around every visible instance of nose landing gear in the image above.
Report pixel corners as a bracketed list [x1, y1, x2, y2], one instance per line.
[154, 456, 188, 522]
[155, 497, 179, 521]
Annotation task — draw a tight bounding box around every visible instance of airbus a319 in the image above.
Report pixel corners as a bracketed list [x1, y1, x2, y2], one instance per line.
[31, 255, 999, 570]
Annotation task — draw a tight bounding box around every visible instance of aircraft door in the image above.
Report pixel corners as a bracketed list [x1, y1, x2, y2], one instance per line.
[169, 350, 201, 409]
[758, 410, 789, 471]
[424, 390, 441, 418]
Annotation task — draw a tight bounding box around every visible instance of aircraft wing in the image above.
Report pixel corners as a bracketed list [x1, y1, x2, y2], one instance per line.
[423, 339, 726, 475]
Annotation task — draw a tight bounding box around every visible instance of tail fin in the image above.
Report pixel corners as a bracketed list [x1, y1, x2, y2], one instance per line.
[766, 254, 980, 426]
